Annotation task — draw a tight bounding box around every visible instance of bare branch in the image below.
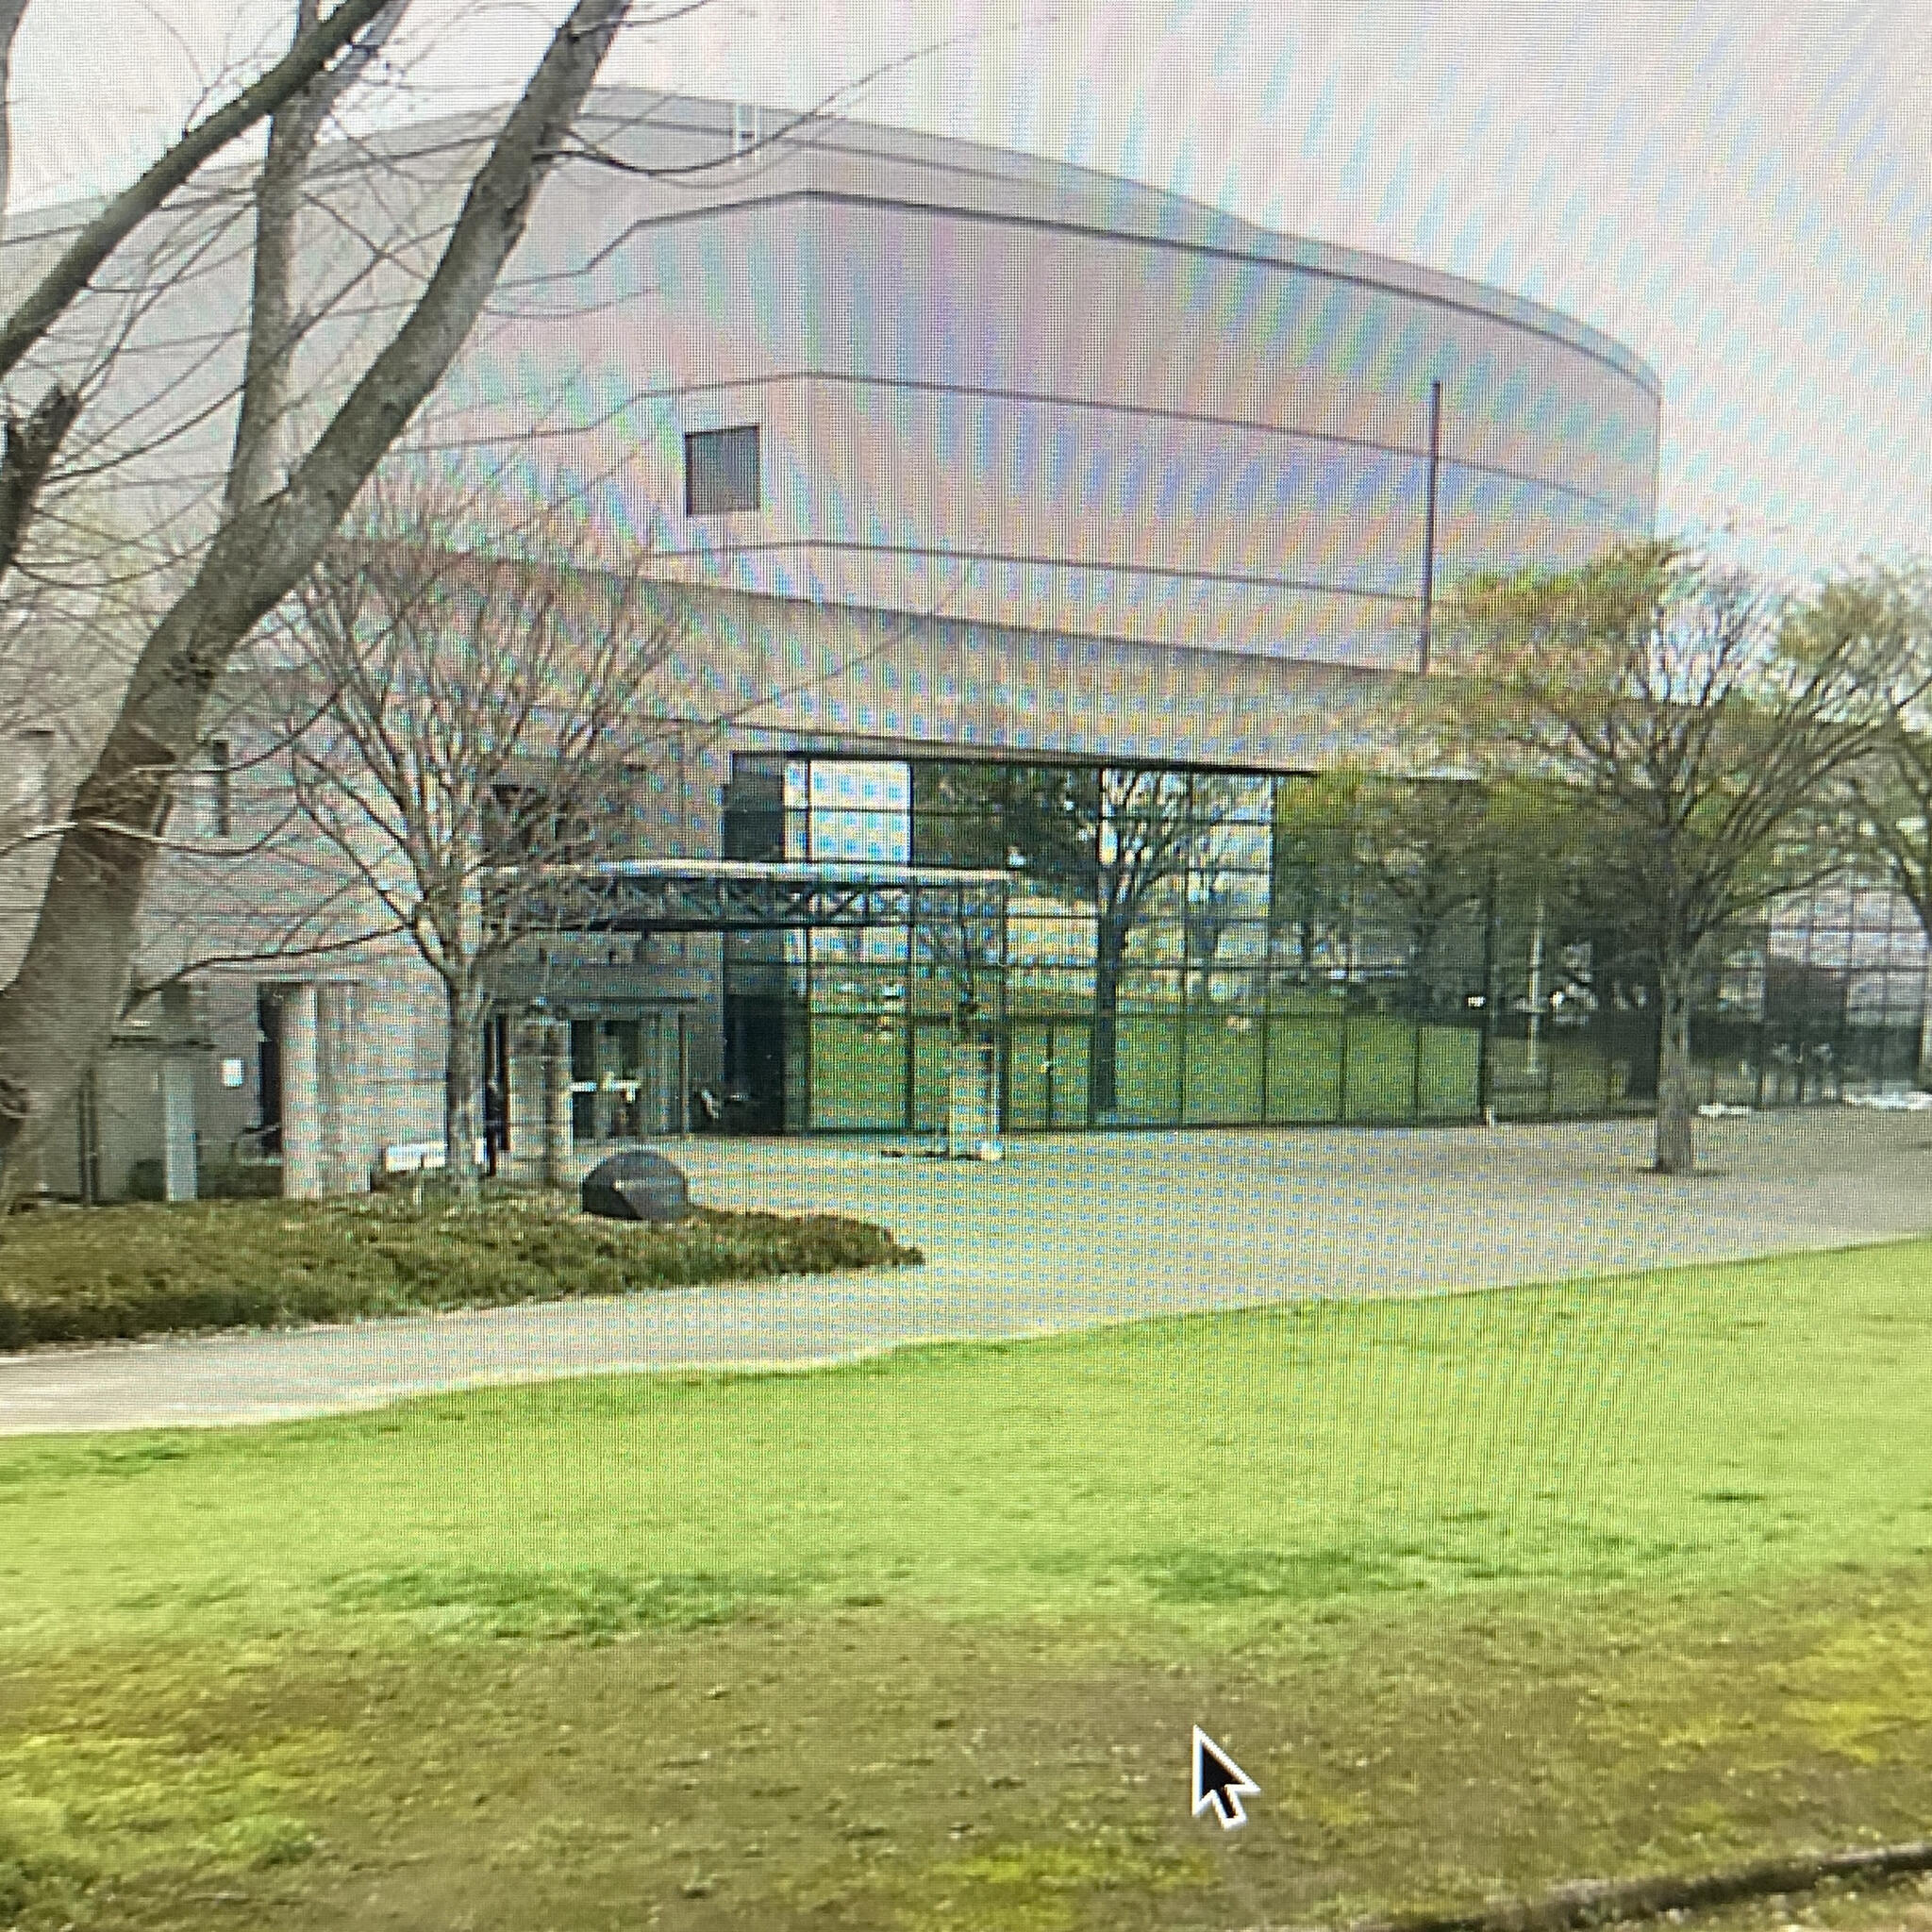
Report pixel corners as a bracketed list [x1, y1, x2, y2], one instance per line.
[0, 0, 633, 1188]
[0, 0, 395, 384]
[553, 34, 963, 183]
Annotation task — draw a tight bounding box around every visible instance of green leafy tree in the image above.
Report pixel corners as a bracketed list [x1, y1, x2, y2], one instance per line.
[1441, 539, 1905, 1173]
[1819, 566, 1932, 1076]
[1269, 769, 1362, 993]
[1349, 775, 1500, 1019]
[993, 767, 1250, 1122]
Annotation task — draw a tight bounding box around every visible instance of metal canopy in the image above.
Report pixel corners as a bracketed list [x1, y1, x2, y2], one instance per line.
[485, 858, 1011, 938]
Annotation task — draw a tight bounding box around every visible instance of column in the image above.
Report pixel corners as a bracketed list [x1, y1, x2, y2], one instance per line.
[279, 982, 322, 1200]
[505, 1014, 574, 1187]
[160, 1055, 198, 1203]
[505, 1015, 550, 1186]
[316, 980, 371, 1194]
[542, 1022, 573, 1184]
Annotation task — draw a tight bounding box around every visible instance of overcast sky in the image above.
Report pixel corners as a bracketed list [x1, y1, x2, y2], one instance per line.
[8, 1, 1929, 586]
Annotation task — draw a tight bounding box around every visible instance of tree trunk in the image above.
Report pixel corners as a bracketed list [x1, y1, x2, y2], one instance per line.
[1408, 917, 1440, 1018]
[224, 14, 325, 522]
[0, 381, 81, 581]
[443, 978, 484, 1202]
[1654, 965, 1697, 1174]
[0, 0, 27, 237]
[225, 0, 409, 520]
[1091, 921, 1124, 1123]
[1621, 990, 1661, 1103]
[0, 728, 175, 1208]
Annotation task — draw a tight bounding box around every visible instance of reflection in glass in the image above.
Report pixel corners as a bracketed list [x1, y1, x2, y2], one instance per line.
[720, 753, 1929, 1132]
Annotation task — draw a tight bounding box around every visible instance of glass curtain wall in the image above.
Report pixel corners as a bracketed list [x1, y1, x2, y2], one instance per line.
[1724, 886, 1927, 1107]
[721, 755, 1931, 1133]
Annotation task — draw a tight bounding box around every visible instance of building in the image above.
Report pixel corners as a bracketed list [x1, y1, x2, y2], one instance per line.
[3, 91, 1923, 1196]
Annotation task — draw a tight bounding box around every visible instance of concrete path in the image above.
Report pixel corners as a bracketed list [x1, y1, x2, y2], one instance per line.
[4, 1109, 1929, 1435]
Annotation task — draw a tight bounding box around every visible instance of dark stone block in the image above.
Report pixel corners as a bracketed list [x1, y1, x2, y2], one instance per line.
[580, 1149, 692, 1224]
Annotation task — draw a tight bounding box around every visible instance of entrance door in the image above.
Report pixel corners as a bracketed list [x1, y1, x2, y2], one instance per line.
[1006, 1021, 1090, 1129]
[724, 995, 788, 1133]
[255, 987, 283, 1155]
[571, 1018, 653, 1142]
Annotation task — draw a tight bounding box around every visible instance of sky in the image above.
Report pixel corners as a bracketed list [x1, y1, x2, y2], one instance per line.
[8, 0, 1930, 587]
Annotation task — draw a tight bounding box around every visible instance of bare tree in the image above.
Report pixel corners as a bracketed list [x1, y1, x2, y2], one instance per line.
[0, 0, 401, 580]
[277, 478, 679, 1197]
[1442, 539, 1908, 1174]
[0, 0, 636, 1198]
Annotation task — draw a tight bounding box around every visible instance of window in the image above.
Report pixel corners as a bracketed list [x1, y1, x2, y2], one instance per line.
[205, 739, 233, 839]
[685, 425, 760, 516]
[484, 783, 592, 866]
[802, 759, 910, 865]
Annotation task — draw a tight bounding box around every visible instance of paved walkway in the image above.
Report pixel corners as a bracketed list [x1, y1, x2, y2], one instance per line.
[3, 1109, 1929, 1435]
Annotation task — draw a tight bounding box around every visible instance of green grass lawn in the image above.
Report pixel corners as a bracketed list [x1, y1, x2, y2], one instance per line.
[4, 1241, 1932, 1928]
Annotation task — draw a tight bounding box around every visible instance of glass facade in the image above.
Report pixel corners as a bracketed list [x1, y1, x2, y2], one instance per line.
[721, 754, 1931, 1134]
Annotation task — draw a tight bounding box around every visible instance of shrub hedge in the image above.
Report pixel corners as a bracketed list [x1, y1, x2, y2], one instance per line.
[0, 1194, 923, 1350]
[124, 1158, 285, 1203]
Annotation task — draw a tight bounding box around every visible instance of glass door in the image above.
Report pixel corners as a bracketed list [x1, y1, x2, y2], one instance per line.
[572, 1018, 651, 1142]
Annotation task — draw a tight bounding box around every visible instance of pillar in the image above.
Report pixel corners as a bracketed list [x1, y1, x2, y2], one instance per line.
[542, 1022, 573, 1184]
[160, 1055, 198, 1203]
[505, 1014, 574, 1187]
[279, 982, 322, 1200]
[316, 980, 370, 1194]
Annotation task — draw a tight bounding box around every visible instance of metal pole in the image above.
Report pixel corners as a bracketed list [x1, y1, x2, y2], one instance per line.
[1524, 888, 1546, 1079]
[1419, 376, 1442, 675]
[1477, 857, 1500, 1125]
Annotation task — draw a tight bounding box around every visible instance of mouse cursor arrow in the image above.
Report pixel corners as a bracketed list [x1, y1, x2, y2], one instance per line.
[1191, 1725, 1259, 1829]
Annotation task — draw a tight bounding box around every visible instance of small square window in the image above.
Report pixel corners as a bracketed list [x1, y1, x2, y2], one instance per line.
[685, 425, 760, 516]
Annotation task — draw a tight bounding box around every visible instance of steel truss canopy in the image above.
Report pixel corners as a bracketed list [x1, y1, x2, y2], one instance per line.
[484, 858, 1012, 939]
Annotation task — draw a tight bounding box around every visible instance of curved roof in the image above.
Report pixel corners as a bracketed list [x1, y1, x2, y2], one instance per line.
[3, 81, 1657, 402]
[559, 90, 1660, 399]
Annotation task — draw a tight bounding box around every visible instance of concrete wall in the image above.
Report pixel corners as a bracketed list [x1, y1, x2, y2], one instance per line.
[672, 581, 1424, 772]
[456, 92, 1661, 668]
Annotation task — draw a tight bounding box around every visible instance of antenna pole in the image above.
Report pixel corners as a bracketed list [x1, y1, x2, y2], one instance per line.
[1419, 376, 1442, 675]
